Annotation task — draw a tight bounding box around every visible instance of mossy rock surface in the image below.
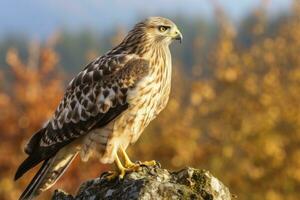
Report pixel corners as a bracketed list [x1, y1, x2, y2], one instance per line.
[52, 163, 231, 200]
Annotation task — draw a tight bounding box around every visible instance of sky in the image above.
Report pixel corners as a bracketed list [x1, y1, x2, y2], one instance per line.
[0, 0, 293, 39]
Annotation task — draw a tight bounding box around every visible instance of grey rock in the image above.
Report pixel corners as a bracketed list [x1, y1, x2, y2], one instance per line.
[52, 163, 232, 200]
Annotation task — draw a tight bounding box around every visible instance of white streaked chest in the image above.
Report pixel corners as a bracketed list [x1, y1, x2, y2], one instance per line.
[129, 47, 171, 114]
[115, 47, 172, 143]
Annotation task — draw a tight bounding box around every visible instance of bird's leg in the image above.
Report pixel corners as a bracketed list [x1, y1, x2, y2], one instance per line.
[138, 160, 157, 167]
[119, 147, 156, 168]
[106, 154, 130, 180]
[119, 147, 139, 169]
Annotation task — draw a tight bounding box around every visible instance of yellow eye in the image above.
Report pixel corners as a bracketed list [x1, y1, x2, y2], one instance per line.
[158, 26, 167, 32]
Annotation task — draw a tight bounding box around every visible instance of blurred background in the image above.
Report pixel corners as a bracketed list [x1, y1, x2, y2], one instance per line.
[0, 0, 299, 199]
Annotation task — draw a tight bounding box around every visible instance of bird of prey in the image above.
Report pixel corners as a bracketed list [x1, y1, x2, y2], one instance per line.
[15, 16, 182, 200]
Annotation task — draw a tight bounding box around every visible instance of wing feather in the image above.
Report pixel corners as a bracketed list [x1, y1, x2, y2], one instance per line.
[16, 54, 149, 179]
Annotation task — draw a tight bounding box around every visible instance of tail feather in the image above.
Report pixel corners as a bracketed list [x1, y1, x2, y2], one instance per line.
[15, 154, 43, 181]
[15, 128, 47, 181]
[19, 151, 78, 200]
[19, 157, 54, 200]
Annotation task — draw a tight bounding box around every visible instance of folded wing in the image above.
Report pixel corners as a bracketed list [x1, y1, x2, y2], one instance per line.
[15, 54, 149, 180]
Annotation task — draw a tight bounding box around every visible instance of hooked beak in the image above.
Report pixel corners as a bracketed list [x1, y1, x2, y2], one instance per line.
[173, 28, 183, 43]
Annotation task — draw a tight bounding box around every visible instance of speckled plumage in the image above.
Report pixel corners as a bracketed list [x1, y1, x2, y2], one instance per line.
[15, 16, 182, 200]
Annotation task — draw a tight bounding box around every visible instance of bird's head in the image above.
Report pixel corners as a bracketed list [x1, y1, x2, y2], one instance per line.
[123, 17, 182, 46]
[114, 17, 182, 55]
[140, 17, 183, 45]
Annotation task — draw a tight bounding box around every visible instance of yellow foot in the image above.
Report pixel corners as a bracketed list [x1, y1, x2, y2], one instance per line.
[138, 160, 157, 167]
[124, 162, 140, 170]
[119, 146, 157, 169]
[105, 167, 131, 180]
[105, 154, 133, 180]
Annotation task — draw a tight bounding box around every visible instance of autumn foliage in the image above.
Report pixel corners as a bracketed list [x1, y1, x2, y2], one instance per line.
[1, 3, 300, 200]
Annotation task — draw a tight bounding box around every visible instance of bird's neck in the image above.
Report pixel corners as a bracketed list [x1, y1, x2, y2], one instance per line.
[145, 44, 172, 81]
[109, 34, 172, 76]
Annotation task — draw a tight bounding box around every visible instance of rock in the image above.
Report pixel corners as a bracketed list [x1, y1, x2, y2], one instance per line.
[52, 163, 232, 200]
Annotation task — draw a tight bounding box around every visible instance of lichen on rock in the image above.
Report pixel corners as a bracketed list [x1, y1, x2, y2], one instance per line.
[52, 163, 232, 200]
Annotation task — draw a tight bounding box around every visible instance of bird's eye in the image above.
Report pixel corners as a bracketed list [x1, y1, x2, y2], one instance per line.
[158, 26, 169, 32]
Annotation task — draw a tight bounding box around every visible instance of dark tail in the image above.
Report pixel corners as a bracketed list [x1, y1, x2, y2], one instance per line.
[18, 151, 78, 200]
[15, 128, 46, 181]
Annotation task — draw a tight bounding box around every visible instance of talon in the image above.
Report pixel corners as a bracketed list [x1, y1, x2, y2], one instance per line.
[125, 162, 140, 171]
[109, 147, 156, 181]
[105, 167, 132, 180]
[119, 168, 127, 179]
[107, 154, 136, 180]
[119, 147, 156, 169]
[140, 160, 156, 167]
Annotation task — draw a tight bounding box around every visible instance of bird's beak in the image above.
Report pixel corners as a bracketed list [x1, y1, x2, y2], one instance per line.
[173, 28, 183, 43]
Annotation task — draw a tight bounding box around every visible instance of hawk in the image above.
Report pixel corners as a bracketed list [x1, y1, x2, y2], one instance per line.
[15, 16, 182, 200]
